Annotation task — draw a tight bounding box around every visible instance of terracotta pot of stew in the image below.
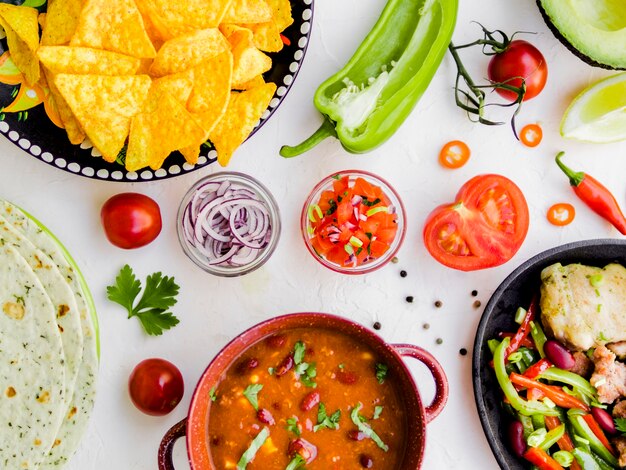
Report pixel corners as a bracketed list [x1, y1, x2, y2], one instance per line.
[158, 313, 449, 469]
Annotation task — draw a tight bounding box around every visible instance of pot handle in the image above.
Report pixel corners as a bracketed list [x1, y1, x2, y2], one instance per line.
[392, 344, 449, 424]
[158, 418, 187, 470]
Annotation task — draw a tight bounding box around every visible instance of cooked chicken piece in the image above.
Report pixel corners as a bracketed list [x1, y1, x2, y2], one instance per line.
[571, 351, 594, 379]
[591, 345, 626, 404]
[609, 342, 626, 360]
[612, 436, 626, 468]
[613, 400, 626, 419]
[540, 263, 626, 351]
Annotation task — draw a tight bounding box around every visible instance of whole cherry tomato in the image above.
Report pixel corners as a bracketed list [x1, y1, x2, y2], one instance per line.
[128, 358, 184, 416]
[487, 40, 548, 101]
[101, 193, 162, 249]
[423, 175, 529, 271]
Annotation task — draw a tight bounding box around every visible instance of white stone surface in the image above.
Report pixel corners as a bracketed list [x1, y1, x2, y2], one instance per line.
[0, 1, 625, 469]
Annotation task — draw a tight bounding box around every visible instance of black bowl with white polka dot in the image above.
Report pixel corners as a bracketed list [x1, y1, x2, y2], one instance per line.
[0, 0, 314, 182]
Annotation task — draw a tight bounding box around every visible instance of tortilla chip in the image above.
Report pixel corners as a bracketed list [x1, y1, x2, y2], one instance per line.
[149, 28, 229, 77]
[222, 0, 272, 24]
[135, 0, 233, 41]
[71, 0, 157, 59]
[266, 0, 293, 32]
[179, 144, 202, 165]
[0, 4, 40, 85]
[37, 12, 45, 29]
[228, 29, 271, 87]
[210, 82, 276, 166]
[151, 74, 194, 107]
[243, 21, 283, 52]
[38, 47, 142, 75]
[41, 0, 83, 46]
[45, 71, 86, 144]
[232, 74, 264, 91]
[126, 89, 206, 171]
[186, 51, 232, 114]
[54, 74, 151, 161]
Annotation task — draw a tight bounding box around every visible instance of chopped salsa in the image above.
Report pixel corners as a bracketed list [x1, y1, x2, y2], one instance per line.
[208, 328, 407, 469]
[306, 176, 399, 268]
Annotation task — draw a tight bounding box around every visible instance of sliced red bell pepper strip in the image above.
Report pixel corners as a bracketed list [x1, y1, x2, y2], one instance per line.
[582, 414, 616, 456]
[545, 416, 583, 470]
[523, 359, 552, 379]
[526, 387, 545, 401]
[523, 447, 564, 470]
[498, 332, 535, 349]
[509, 373, 590, 411]
[505, 297, 538, 358]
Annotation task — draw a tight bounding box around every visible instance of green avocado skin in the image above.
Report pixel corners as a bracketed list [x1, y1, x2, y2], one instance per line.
[537, 0, 625, 71]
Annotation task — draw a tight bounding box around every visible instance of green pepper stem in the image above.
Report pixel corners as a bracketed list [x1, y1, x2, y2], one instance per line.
[555, 151, 585, 187]
[280, 118, 337, 158]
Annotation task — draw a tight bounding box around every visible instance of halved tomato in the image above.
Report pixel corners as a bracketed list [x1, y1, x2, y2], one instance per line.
[423, 174, 529, 271]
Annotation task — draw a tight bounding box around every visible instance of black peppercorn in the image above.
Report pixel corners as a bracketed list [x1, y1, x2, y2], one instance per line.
[373, 321, 381, 330]
[400, 270, 407, 278]
[406, 296, 414, 303]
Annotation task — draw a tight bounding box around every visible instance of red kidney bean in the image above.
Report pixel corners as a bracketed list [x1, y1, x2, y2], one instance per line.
[359, 454, 374, 468]
[275, 355, 294, 377]
[288, 438, 317, 464]
[256, 408, 275, 425]
[337, 369, 359, 385]
[235, 357, 259, 375]
[544, 340, 576, 370]
[508, 421, 526, 458]
[300, 392, 320, 412]
[272, 402, 282, 411]
[348, 430, 367, 441]
[266, 334, 286, 349]
[592, 407, 617, 435]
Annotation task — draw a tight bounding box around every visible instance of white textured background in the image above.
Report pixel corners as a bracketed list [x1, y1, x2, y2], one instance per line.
[1, 0, 625, 468]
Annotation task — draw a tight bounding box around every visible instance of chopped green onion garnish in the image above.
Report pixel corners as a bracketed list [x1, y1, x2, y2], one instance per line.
[366, 206, 388, 217]
[542, 397, 556, 408]
[553, 450, 573, 467]
[514, 307, 527, 324]
[237, 427, 270, 469]
[527, 428, 547, 448]
[308, 204, 323, 222]
[344, 244, 354, 255]
[594, 378, 606, 387]
[508, 352, 523, 364]
[349, 236, 363, 247]
[589, 274, 604, 288]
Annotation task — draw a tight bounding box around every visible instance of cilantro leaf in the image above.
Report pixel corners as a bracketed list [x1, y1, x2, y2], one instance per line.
[314, 402, 341, 432]
[286, 416, 301, 436]
[616, 418, 626, 434]
[375, 363, 388, 384]
[293, 341, 306, 364]
[292, 341, 317, 388]
[106, 265, 180, 336]
[237, 427, 269, 470]
[243, 384, 263, 411]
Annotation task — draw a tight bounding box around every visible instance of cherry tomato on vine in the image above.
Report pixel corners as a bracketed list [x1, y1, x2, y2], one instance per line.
[520, 124, 543, 147]
[487, 40, 548, 101]
[439, 140, 471, 169]
[129, 358, 184, 416]
[101, 193, 162, 249]
[423, 175, 529, 271]
[547, 203, 575, 226]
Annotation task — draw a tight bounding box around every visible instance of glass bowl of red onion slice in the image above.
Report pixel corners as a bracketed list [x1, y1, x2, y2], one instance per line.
[177, 172, 281, 277]
[301, 170, 406, 275]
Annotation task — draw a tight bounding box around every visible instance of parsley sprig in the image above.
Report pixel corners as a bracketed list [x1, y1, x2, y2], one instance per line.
[293, 341, 317, 388]
[375, 363, 388, 384]
[350, 403, 389, 452]
[314, 403, 341, 432]
[106, 265, 180, 336]
[243, 384, 263, 411]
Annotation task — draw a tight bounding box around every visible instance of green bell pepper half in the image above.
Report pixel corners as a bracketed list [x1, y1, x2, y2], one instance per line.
[280, 0, 458, 157]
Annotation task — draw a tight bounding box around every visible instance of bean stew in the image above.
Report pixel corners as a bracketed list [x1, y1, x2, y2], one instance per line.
[208, 327, 407, 469]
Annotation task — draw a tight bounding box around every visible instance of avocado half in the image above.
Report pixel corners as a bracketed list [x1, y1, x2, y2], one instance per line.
[537, 0, 626, 70]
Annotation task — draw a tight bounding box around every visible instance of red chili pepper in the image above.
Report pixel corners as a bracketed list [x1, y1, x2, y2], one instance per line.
[505, 297, 537, 358]
[556, 152, 626, 235]
[280, 34, 291, 46]
[498, 332, 535, 349]
[545, 416, 583, 470]
[523, 446, 564, 470]
[509, 373, 590, 411]
[582, 414, 616, 456]
[523, 358, 552, 379]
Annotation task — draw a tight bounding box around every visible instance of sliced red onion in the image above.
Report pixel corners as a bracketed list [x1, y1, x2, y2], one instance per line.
[351, 195, 362, 206]
[182, 180, 273, 268]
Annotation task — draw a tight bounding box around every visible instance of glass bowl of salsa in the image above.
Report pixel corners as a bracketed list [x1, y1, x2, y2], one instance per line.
[301, 170, 406, 274]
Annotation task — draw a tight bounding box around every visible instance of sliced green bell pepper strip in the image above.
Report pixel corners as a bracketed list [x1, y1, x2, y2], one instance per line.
[280, 0, 458, 157]
[573, 448, 603, 470]
[494, 338, 559, 417]
[567, 412, 618, 467]
[539, 368, 598, 401]
[539, 424, 565, 451]
[530, 321, 548, 358]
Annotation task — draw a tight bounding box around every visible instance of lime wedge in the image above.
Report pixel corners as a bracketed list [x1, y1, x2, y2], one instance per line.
[561, 72, 626, 143]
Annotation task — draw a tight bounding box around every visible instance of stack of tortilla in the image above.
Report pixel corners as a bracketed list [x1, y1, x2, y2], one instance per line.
[0, 199, 98, 469]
